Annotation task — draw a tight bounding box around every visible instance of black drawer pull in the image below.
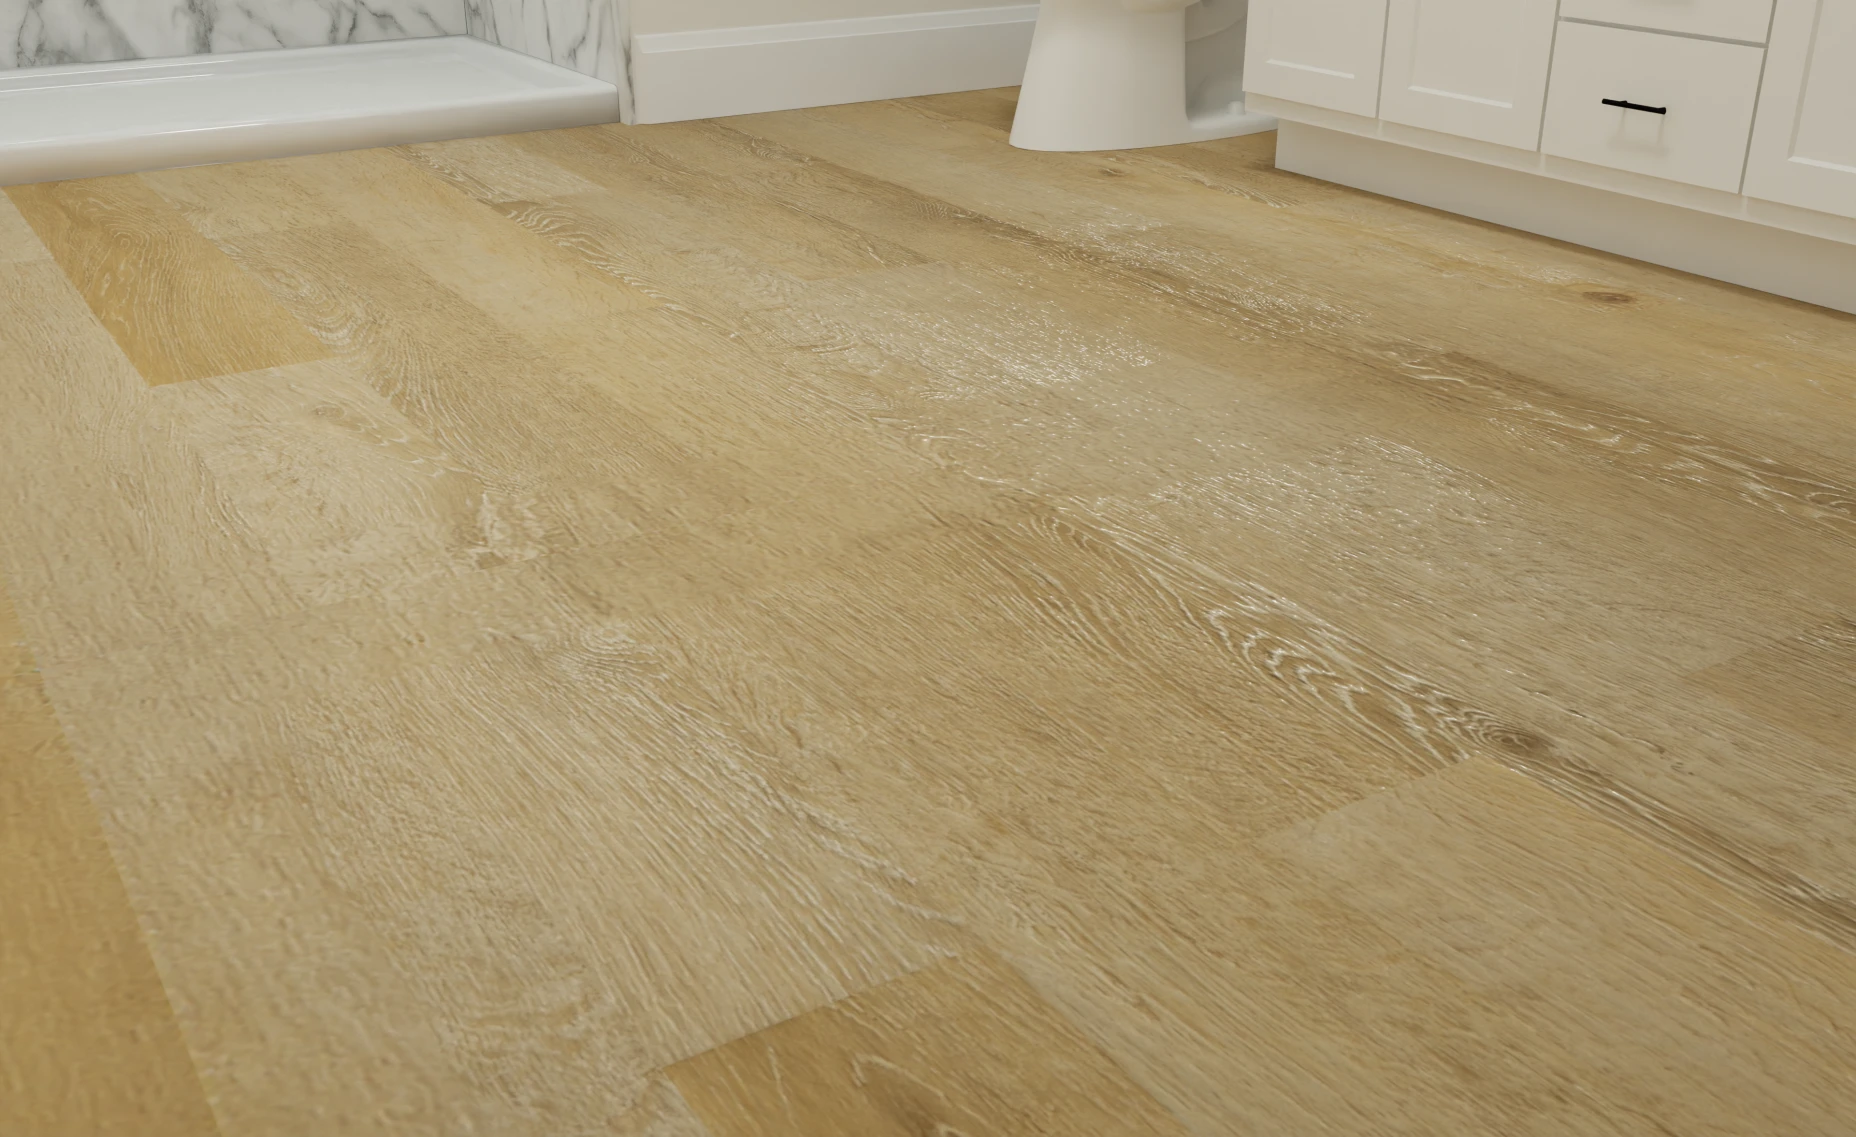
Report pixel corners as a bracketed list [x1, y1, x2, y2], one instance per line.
[1602, 98, 1668, 115]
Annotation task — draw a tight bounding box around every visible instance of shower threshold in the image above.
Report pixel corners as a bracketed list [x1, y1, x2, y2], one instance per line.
[0, 37, 622, 187]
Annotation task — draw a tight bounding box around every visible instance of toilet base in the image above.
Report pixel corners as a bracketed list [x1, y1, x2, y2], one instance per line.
[1009, 0, 1276, 153]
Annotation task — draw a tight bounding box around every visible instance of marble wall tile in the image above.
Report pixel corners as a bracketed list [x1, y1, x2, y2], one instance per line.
[469, 0, 630, 117]
[2, 0, 469, 69]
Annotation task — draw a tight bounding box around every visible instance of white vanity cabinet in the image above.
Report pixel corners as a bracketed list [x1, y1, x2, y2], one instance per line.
[1378, 0, 1561, 149]
[1542, 21, 1766, 194]
[1243, 0, 1856, 312]
[1558, 0, 1775, 42]
[1242, 0, 1390, 117]
[1744, 0, 1856, 219]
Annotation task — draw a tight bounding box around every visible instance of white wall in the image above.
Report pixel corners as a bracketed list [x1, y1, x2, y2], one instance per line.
[632, 0, 1025, 34]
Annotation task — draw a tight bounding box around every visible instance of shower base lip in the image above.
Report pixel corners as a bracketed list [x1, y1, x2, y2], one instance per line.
[0, 36, 622, 187]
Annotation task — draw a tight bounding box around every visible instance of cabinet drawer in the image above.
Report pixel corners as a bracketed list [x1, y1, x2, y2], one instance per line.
[1542, 22, 1765, 192]
[1558, 0, 1774, 43]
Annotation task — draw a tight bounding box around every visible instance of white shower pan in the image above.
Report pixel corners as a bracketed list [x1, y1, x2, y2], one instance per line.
[0, 37, 622, 187]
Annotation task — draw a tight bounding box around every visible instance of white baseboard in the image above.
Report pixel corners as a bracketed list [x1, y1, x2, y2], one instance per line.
[1277, 122, 1856, 316]
[631, 5, 1038, 125]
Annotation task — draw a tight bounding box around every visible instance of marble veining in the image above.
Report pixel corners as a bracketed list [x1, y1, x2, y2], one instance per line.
[2, 0, 469, 69]
[468, 0, 627, 94]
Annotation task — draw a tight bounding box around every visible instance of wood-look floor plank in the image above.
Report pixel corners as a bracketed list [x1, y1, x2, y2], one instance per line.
[199, 220, 681, 571]
[398, 133, 924, 317]
[148, 359, 529, 608]
[38, 557, 966, 1136]
[0, 584, 29, 679]
[147, 148, 662, 330]
[0, 195, 47, 263]
[669, 953, 1192, 1136]
[0, 262, 301, 664]
[585, 113, 1856, 944]
[1, 661, 221, 1136]
[1688, 618, 1856, 752]
[6, 96, 1856, 1137]
[731, 100, 1856, 482]
[5, 176, 327, 385]
[970, 757, 1856, 1136]
[1252, 758, 1856, 1134]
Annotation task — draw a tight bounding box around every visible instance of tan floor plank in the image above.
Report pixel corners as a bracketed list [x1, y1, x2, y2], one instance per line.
[0, 584, 30, 679]
[147, 147, 662, 331]
[730, 100, 1856, 481]
[41, 546, 965, 1137]
[605, 118, 1856, 562]
[5, 176, 327, 385]
[1261, 758, 1856, 1134]
[575, 116, 1856, 942]
[511, 126, 931, 286]
[1688, 618, 1856, 752]
[769, 257, 1856, 939]
[2, 662, 221, 1136]
[669, 953, 1192, 1136]
[0, 195, 48, 263]
[147, 358, 529, 609]
[5, 97, 1856, 1137]
[399, 134, 920, 315]
[0, 263, 301, 664]
[202, 220, 685, 568]
[986, 758, 1856, 1136]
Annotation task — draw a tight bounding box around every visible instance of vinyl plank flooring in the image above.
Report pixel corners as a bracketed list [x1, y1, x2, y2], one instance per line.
[202, 220, 679, 567]
[41, 550, 965, 1137]
[584, 114, 1856, 942]
[5, 176, 327, 385]
[730, 100, 1856, 477]
[0, 195, 47, 263]
[400, 133, 923, 314]
[6, 94, 1856, 1137]
[147, 358, 526, 608]
[0, 262, 301, 664]
[669, 953, 1191, 1136]
[1688, 618, 1856, 753]
[1255, 758, 1856, 1135]
[772, 263, 1856, 940]
[0, 585, 30, 678]
[1, 656, 221, 1136]
[149, 148, 662, 330]
[990, 758, 1856, 1136]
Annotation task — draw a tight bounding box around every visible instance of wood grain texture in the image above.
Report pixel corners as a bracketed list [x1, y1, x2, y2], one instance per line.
[1689, 618, 1856, 752]
[42, 554, 961, 1137]
[4, 89, 1856, 1137]
[0, 584, 29, 679]
[1255, 758, 1856, 1135]
[145, 149, 662, 329]
[5, 176, 326, 385]
[1, 646, 221, 1136]
[684, 102, 1856, 942]
[0, 195, 47, 263]
[669, 953, 1191, 1136]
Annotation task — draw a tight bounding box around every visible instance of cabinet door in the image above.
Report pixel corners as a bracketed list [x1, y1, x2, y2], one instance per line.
[1243, 0, 1391, 117]
[1378, 0, 1561, 149]
[1745, 0, 1856, 219]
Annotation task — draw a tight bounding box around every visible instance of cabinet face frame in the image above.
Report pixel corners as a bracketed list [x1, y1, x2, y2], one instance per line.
[1377, 0, 1563, 150]
[1745, 0, 1856, 219]
[1243, 0, 1392, 118]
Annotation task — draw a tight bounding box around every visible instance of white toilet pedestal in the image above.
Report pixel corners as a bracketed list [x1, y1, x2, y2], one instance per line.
[1010, 0, 1276, 153]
